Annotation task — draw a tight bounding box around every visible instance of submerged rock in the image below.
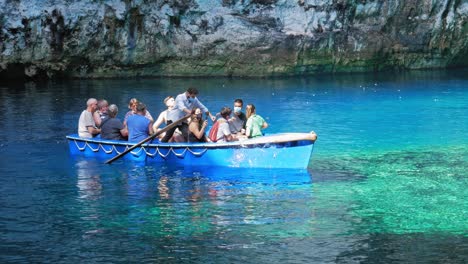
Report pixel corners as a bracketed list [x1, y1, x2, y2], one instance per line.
[0, 0, 466, 79]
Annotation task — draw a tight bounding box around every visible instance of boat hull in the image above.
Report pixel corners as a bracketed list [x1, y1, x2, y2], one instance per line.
[66, 133, 316, 169]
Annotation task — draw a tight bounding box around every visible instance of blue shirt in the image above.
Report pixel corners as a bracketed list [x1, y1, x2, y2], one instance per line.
[127, 114, 151, 142]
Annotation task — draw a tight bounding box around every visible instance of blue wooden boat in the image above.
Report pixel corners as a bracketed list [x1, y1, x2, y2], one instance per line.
[66, 132, 317, 169]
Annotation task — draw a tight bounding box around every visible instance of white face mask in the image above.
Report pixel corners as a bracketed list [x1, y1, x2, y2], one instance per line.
[188, 97, 195, 103]
[234, 106, 242, 113]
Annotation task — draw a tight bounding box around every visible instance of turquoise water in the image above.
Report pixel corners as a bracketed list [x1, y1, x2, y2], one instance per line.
[0, 70, 467, 262]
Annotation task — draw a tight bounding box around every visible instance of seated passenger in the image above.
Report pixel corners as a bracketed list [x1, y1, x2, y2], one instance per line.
[101, 104, 128, 140]
[127, 102, 154, 142]
[215, 107, 237, 143]
[228, 98, 247, 135]
[152, 96, 184, 142]
[245, 104, 268, 138]
[123, 98, 154, 126]
[93, 99, 109, 128]
[188, 108, 208, 143]
[78, 98, 101, 138]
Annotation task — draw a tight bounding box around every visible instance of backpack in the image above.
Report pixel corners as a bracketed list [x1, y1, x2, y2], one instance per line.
[208, 120, 221, 142]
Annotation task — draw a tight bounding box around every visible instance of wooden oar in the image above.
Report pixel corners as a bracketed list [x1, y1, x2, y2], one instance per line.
[105, 114, 190, 164]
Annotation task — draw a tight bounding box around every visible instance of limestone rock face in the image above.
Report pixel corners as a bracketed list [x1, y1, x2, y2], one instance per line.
[0, 0, 466, 79]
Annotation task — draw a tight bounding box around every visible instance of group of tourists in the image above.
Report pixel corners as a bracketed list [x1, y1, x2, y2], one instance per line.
[77, 87, 268, 143]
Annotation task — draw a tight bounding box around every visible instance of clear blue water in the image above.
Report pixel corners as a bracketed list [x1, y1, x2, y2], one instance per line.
[0, 70, 467, 263]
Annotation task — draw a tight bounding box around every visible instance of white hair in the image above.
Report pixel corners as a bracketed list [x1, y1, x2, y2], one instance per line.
[86, 98, 97, 106]
[108, 104, 118, 118]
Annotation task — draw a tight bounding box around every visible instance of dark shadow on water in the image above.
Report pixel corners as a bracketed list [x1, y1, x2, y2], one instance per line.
[308, 158, 368, 183]
[336, 233, 468, 263]
[308, 167, 367, 183]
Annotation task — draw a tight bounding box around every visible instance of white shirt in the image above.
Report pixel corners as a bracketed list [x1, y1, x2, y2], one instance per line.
[78, 110, 96, 138]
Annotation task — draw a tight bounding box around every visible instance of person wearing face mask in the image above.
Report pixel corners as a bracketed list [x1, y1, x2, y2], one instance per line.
[188, 108, 208, 142]
[228, 98, 247, 135]
[160, 87, 215, 142]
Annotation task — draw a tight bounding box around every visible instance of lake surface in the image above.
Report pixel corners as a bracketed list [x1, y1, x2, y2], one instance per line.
[1, 70, 467, 263]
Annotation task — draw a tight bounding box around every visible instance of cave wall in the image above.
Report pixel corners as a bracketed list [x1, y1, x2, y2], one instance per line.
[0, 0, 466, 79]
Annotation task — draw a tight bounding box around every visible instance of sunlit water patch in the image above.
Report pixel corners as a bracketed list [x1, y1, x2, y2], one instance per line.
[312, 145, 467, 235]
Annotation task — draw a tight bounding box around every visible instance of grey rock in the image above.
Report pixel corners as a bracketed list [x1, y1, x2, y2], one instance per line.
[0, 0, 466, 79]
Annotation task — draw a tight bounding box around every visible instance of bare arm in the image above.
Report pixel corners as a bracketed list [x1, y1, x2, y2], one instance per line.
[145, 110, 154, 122]
[148, 122, 154, 135]
[262, 121, 268, 129]
[87, 126, 100, 135]
[120, 127, 128, 137]
[225, 134, 235, 141]
[152, 111, 166, 131]
[245, 119, 252, 138]
[93, 112, 102, 127]
[189, 121, 208, 139]
[205, 111, 216, 122]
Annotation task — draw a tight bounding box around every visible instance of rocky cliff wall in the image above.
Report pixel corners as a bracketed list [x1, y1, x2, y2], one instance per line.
[0, 0, 466, 79]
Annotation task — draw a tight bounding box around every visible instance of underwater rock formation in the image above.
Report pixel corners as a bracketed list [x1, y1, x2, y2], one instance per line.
[0, 0, 466, 79]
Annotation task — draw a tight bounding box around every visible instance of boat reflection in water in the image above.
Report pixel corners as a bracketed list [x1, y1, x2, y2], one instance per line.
[70, 153, 319, 240]
[75, 159, 103, 201]
[71, 157, 313, 201]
